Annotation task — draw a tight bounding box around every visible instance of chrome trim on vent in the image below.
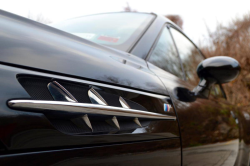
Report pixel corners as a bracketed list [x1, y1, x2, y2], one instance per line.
[82, 114, 93, 131]
[134, 118, 142, 127]
[8, 100, 176, 120]
[119, 96, 131, 109]
[47, 81, 77, 102]
[71, 114, 93, 131]
[106, 116, 120, 129]
[88, 88, 108, 105]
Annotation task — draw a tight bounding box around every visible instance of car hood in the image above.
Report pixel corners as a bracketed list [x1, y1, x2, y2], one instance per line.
[0, 10, 167, 95]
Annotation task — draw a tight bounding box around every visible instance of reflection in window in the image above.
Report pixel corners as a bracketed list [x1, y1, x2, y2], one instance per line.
[148, 27, 183, 78]
[170, 28, 204, 85]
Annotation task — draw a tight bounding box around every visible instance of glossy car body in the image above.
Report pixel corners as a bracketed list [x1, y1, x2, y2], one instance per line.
[0, 10, 245, 166]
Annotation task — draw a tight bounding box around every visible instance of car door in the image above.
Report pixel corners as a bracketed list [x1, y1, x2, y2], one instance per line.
[146, 24, 239, 166]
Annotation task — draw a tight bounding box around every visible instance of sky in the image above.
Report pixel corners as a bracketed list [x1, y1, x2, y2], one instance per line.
[0, 0, 250, 46]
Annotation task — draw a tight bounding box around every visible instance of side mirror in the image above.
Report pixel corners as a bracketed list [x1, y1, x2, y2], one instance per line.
[193, 56, 240, 98]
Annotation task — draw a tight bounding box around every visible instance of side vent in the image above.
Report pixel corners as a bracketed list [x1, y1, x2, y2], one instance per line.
[15, 75, 175, 135]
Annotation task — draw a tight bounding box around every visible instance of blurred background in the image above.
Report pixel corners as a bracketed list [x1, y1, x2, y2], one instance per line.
[1, 0, 250, 108]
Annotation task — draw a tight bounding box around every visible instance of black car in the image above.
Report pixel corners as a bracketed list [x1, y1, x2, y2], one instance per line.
[0, 10, 244, 166]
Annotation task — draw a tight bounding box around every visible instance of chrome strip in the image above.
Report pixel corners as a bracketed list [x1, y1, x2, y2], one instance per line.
[119, 96, 131, 109]
[8, 100, 176, 120]
[88, 88, 108, 105]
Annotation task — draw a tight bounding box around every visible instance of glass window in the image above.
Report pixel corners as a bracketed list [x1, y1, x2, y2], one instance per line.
[50, 13, 155, 52]
[170, 28, 204, 85]
[148, 27, 183, 78]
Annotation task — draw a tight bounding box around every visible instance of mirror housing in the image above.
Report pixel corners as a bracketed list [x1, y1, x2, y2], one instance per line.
[193, 56, 240, 98]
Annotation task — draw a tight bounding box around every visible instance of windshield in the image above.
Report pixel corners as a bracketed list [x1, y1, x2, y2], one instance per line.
[51, 13, 155, 52]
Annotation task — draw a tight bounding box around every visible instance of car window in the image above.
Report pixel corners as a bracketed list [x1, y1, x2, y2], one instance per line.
[170, 27, 204, 85]
[51, 13, 155, 52]
[148, 26, 183, 78]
